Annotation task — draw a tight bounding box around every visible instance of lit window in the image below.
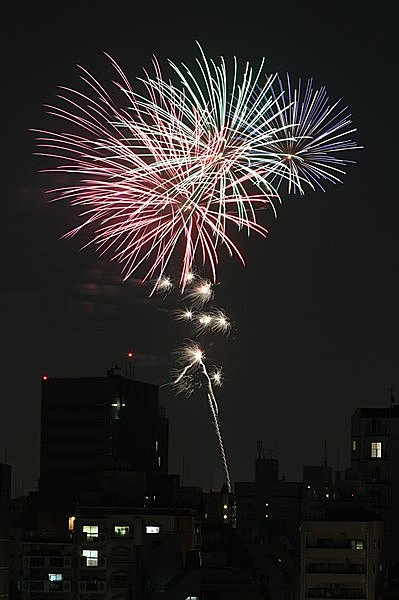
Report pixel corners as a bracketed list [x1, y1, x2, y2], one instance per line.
[371, 442, 382, 458]
[185, 597, 199, 600]
[82, 549, 98, 566]
[352, 440, 357, 451]
[111, 398, 120, 420]
[114, 525, 130, 537]
[145, 526, 160, 534]
[157, 456, 161, 467]
[83, 525, 98, 540]
[155, 440, 159, 451]
[68, 516, 75, 531]
[48, 573, 63, 590]
[351, 539, 364, 550]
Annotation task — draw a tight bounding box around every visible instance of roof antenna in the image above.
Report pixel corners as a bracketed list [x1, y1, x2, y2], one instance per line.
[322, 439, 328, 467]
[257, 440, 264, 459]
[126, 352, 134, 379]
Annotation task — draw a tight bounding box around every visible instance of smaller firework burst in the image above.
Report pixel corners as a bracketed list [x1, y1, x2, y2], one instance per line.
[185, 277, 214, 308]
[155, 276, 174, 295]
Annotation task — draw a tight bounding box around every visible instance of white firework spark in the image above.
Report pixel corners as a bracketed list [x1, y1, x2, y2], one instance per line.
[185, 277, 214, 307]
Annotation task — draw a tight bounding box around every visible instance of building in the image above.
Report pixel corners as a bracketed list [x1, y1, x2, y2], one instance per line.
[235, 450, 302, 545]
[0, 464, 11, 600]
[39, 368, 168, 509]
[235, 448, 302, 599]
[20, 503, 200, 600]
[300, 509, 383, 599]
[351, 404, 399, 570]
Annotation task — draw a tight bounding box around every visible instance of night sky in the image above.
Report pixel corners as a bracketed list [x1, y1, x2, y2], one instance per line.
[2, 2, 397, 495]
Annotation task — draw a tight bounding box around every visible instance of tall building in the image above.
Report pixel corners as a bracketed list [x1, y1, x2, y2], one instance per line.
[300, 510, 383, 600]
[351, 404, 399, 570]
[0, 463, 11, 600]
[39, 368, 168, 508]
[235, 449, 302, 599]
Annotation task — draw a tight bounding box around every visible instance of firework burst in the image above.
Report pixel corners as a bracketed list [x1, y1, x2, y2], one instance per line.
[266, 74, 361, 194]
[34, 46, 299, 289]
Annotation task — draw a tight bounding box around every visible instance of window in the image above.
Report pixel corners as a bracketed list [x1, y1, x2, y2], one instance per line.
[83, 525, 99, 540]
[111, 398, 120, 419]
[30, 581, 44, 591]
[68, 516, 75, 531]
[185, 597, 199, 600]
[371, 442, 382, 458]
[155, 440, 159, 451]
[82, 549, 98, 566]
[114, 525, 130, 537]
[371, 419, 382, 434]
[145, 525, 160, 534]
[352, 440, 357, 451]
[351, 539, 364, 550]
[48, 574, 63, 591]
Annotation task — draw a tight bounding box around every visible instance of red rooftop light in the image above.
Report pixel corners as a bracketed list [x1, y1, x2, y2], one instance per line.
[127, 352, 133, 358]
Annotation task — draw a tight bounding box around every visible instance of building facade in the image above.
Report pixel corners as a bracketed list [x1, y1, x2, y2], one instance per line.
[0, 464, 11, 600]
[21, 505, 199, 600]
[351, 405, 399, 569]
[39, 369, 168, 509]
[300, 517, 383, 599]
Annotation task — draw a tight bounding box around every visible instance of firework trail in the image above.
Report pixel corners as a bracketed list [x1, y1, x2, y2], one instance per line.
[173, 339, 232, 492]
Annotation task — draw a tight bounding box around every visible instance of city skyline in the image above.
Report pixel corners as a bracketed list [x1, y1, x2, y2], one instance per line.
[1, 1, 398, 496]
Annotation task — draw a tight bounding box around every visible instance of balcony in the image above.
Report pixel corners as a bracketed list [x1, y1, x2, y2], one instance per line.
[79, 532, 107, 544]
[78, 580, 106, 593]
[306, 541, 366, 550]
[23, 556, 72, 568]
[307, 564, 365, 575]
[21, 580, 71, 593]
[110, 551, 133, 565]
[307, 589, 365, 599]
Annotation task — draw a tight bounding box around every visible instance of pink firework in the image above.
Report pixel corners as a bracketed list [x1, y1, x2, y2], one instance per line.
[35, 48, 292, 288]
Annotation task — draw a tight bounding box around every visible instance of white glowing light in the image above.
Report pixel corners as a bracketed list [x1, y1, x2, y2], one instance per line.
[175, 308, 194, 322]
[186, 278, 214, 307]
[156, 276, 173, 294]
[199, 314, 212, 325]
[211, 368, 223, 387]
[211, 310, 230, 334]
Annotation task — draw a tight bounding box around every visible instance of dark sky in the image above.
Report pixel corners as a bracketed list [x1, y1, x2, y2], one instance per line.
[2, 2, 397, 495]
